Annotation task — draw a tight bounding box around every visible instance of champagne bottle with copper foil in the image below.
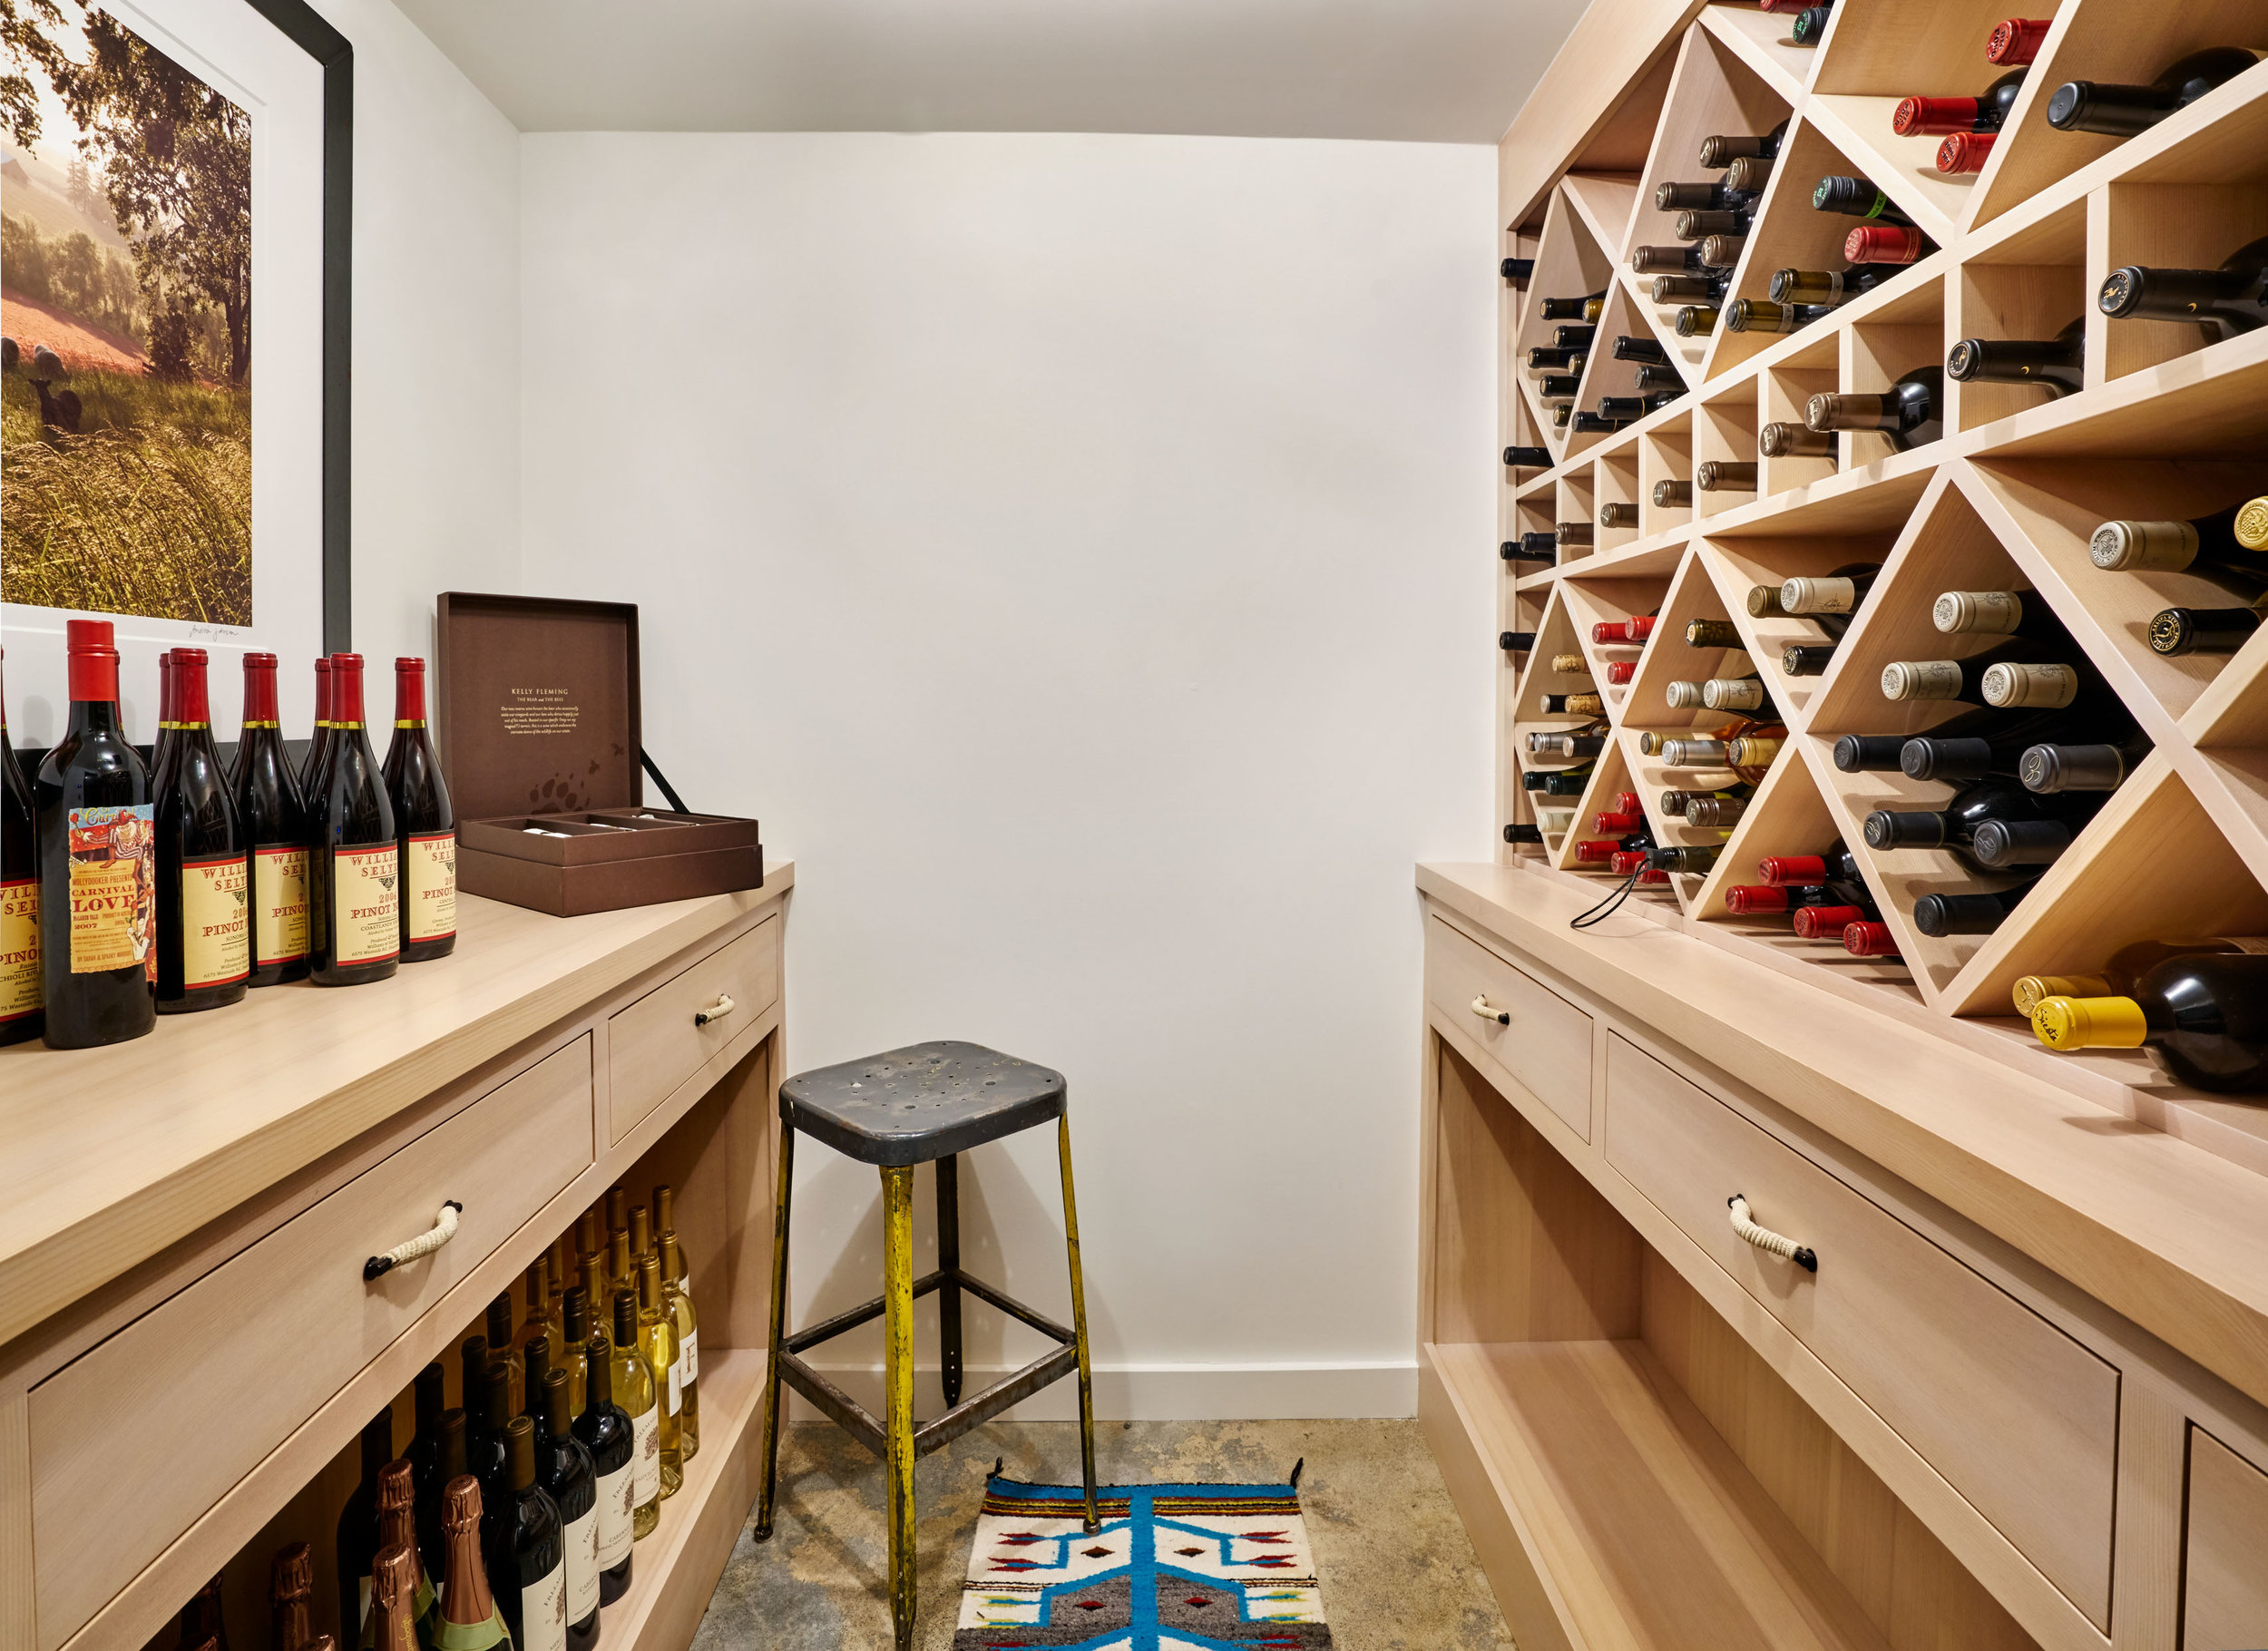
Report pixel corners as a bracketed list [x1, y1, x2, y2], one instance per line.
[437, 1475, 510, 1651]
[611, 1291, 660, 1539]
[307, 653, 398, 986]
[153, 650, 249, 1013]
[576, 1329, 637, 1601]
[489, 1416, 567, 1651]
[233, 652, 310, 986]
[337, 1409, 393, 1638]
[270, 1542, 314, 1651]
[383, 658, 456, 962]
[536, 1368, 600, 1651]
[181, 1575, 230, 1651]
[660, 1231, 699, 1460]
[366, 1460, 435, 1647]
[2032, 953, 2268, 1091]
[367, 1546, 419, 1651]
[34, 620, 155, 1048]
[636, 1254, 682, 1498]
[1, 647, 41, 1045]
[299, 656, 332, 796]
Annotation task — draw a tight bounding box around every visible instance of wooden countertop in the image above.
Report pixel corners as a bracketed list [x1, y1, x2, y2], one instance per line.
[0, 863, 793, 1351]
[1420, 859, 2268, 1412]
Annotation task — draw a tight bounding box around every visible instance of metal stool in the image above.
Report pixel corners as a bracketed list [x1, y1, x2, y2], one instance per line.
[754, 1040, 1099, 1648]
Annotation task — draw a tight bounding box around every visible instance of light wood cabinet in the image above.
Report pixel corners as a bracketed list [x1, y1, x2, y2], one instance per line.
[0, 870, 792, 1651]
[2183, 1429, 2268, 1651]
[1425, 915, 1594, 1140]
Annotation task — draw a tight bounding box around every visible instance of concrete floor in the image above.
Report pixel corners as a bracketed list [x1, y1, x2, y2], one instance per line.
[690, 1419, 1513, 1648]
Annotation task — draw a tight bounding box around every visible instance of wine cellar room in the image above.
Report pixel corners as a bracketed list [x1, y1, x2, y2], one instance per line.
[5, 0, 2268, 1648]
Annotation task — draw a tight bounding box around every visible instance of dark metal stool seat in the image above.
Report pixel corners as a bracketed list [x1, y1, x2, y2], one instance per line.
[753, 1040, 1098, 1650]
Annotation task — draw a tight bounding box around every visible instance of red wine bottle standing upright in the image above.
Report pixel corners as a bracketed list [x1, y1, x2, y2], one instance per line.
[300, 654, 333, 796]
[152, 649, 250, 1013]
[232, 653, 311, 985]
[307, 653, 400, 985]
[383, 658, 456, 962]
[33, 620, 156, 1048]
[1, 647, 42, 1046]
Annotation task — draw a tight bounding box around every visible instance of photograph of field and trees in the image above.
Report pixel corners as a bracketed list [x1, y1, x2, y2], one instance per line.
[1, 0, 252, 626]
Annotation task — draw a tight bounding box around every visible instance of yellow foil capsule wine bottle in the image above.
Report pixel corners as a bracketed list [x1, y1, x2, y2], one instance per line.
[611, 1291, 661, 1539]
[637, 1254, 683, 1497]
[660, 1230, 699, 1460]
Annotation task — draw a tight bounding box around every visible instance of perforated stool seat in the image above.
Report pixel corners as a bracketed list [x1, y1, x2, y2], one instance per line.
[753, 1040, 1099, 1651]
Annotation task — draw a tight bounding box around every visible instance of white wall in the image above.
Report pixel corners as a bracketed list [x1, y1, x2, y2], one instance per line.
[518, 131, 1496, 1417]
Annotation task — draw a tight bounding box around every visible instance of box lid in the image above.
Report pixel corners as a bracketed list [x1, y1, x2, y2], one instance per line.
[435, 592, 641, 821]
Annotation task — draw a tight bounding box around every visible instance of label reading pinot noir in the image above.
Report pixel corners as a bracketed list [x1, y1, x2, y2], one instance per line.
[331, 842, 400, 966]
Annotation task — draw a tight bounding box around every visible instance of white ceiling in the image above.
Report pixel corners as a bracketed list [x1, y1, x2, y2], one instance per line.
[389, 0, 1587, 142]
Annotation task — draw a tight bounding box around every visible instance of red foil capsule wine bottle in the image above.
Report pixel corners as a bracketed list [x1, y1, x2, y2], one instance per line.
[152, 649, 250, 1013]
[1892, 69, 2028, 135]
[1, 647, 42, 1046]
[383, 658, 457, 962]
[300, 655, 333, 796]
[308, 653, 400, 985]
[233, 652, 311, 986]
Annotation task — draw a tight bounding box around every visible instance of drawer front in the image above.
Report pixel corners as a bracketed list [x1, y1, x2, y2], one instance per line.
[1425, 917, 1592, 1140]
[609, 913, 780, 1143]
[30, 1037, 594, 1651]
[1602, 1033, 2118, 1628]
[2185, 1427, 2268, 1650]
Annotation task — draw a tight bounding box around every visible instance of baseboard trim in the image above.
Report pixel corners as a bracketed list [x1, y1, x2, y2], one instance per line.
[779, 1359, 1419, 1423]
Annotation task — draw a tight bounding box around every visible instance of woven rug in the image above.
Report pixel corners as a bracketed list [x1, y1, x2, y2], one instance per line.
[953, 1469, 1333, 1647]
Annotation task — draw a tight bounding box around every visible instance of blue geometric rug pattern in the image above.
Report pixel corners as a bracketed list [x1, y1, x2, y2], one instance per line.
[953, 1472, 1333, 1648]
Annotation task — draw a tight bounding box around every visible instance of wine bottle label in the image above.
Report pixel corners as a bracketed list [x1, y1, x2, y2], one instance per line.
[406, 830, 458, 942]
[331, 843, 402, 966]
[65, 805, 154, 974]
[1982, 661, 2078, 708]
[594, 1460, 634, 1567]
[565, 1505, 600, 1622]
[632, 1404, 660, 1507]
[254, 845, 310, 964]
[179, 853, 252, 990]
[0, 878, 38, 1021]
[680, 1328, 698, 1384]
[519, 1559, 567, 1651]
[668, 1357, 682, 1415]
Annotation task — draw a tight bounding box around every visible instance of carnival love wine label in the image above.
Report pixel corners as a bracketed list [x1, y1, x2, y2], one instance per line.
[565, 1499, 600, 1624]
[593, 1458, 633, 1569]
[255, 845, 309, 965]
[181, 852, 252, 990]
[332, 842, 401, 966]
[521, 1557, 568, 1651]
[67, 804, 154, 974]
[0, 874, 38, 1024]
[406, 830, 457, 943]
[632, 1403, 660, 1509]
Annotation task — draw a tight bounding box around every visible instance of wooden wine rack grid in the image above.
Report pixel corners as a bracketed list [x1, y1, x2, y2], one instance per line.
[1498, 0, 2268, 1034]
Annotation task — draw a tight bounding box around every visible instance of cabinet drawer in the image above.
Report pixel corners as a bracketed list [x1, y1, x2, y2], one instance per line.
[29, 1037, 594, 1651]
[609, 913, 779, 1144]
[2185, 1427, 2268, 1650]
[1425, 917, 1591, 1140]
[1602, 1033, 2118, 1629]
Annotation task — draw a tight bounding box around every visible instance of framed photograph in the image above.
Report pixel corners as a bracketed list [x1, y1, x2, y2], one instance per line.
[0, 0, 347, 747]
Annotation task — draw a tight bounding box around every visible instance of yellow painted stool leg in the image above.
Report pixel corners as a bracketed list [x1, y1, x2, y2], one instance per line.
[754, 1122, 796, 1539]
[883, 1164, 918, 1649]
[1058, 1110, 1100, 1531]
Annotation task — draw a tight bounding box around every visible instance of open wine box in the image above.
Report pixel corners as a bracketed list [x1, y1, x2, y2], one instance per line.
[435, 592, 763, 915]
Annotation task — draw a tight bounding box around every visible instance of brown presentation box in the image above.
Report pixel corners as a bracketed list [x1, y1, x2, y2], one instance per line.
[435, 592, 763, 916]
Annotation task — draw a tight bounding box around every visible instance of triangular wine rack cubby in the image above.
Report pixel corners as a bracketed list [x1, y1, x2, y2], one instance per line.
[1494, 0, 2268, 1074]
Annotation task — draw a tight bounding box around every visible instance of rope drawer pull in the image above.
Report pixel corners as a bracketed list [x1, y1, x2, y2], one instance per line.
[1728, 1194, 1817, 1273]
[365, 1201, 463, 1281]
[696, 993, 736, 1027]
[1471, 995, 1510, 1026]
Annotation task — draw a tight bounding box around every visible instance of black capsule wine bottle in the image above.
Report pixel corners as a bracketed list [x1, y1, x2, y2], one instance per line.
[1503, 444, 1550, 469]
[1813, 175, 1915, 229]
[1807, 367, 1944, 450]
[1527, 345, 1581, 371]
[1503, 533, 1557, 563]
[1503, 823, 1546, 845]
[417, 1409, 467, 1588]
[1790, 5, 1833, 46]
[473, 1357, 516, 1549]
[2034, 953, 2268, 1092]
[2019, 731, 2153, 793]
[337, 1408, 394, 1636]
[1947, 318, 2085, 398]
[232, 652, 310, 986]
[2098, 236, 2268, 343]
[153, 650, 249, 1014]
[1783, 642, 1838, 676]
[34, 620, 154, 1049]
[1521, 766, 1596, 796]
[1913, 882, 2038, 937]
[2151, 595, 2268, 655]
[1538, 372, 1582, 404]
[299, 655, 332, 796]
[1, 648, 40, 1046]
[575, 1331, 637, 1604]
[1864, 775, 2101, 869]
[383, 658, 456, 962]
[1501, 257, 1534, 286]
[1895, 69, 2028, 136]
[2048, 48, 2266, 137]
[487, 1417, 566, 1651]
[307, 653, 400, 985]
[534, 1370, 600, 1651]
[1499, 630, 1536, 654]
[1570, 411, 1632, 435]
[1634, 362, 1689, 394]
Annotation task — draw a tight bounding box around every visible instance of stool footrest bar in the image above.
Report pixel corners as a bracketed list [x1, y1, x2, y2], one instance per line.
[777, 1353, 889, 1457]
[950, 1269, 1075, 1345]
[913, 1343, 1081, 1456]
[786, 1268, 948, 1354]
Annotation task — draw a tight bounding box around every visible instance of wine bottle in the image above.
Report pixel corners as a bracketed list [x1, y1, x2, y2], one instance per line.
[1759, 422, 1836, 457]
[1864, 775, 2100, 868]
[1807, 368, 1944, 449]
[1784, 643, 1838, 676]
[1598, 502, 1641, 529]
[368, 1460, 435, 1646]
[269, 1543, 313, 1651]
[488, 1294, 522, 1416]
[1498, 631, 1535, 655]
[1634, 362, 1689, 393]
[2020, 732, 2153, 793]
[2047, 49, 2266, 136]
[406, 1362, 446, 1536]
[514, 1258, 561, 1380]
[1770, 265, 1889, 306]
[2012, 937, 2268, 1017]
[2090, 505, 2268, 582]
[2151, 596, 2268, 655]
[307, 654, 399, 985]
[1598, 392, 1684, 420]
[1724, 155, 1774, 194]
[1675, 305, 1721, 338]
[2098, 236, 2268, 342]
[1685, 795, 1748, 826]
[1781, 563, 1882, 624]
[1528, 732, 1608, 760]
[1502, 444, 1550, 469]
[1540, 693, 1607, 716]
[1657, 180, 1760, 214]
[1, 648, 41, 1047]
[1788, 2, 1833, 46]
[1844, 224, 1934, 266]
[1501, 257, 1534, 286]
[1882, 645, 2079, 708]
[152, 650, 179, 782]
[611, 1291, 661, 1539]
[1697, 121, 1789, 167]
[34, 620, 155, 1049]
[635, 1254, 683, 1499]
[577, 1329, 637, 1602]
[1538, 372, 1581, 405]
[460, 1334, 491, 1455]
[1538, 291, 1607, 321]
[416, 1409, 466, 1588]
[1894, 69, 2028, 135]
[524, 1334, 552, 1432]
[379, 658, 456, 963]
[1504, 532, 1558, 562]
[1813, 175, 1914, 227]
[1913, 884, 2038, 937]
[534, 1369, 600, 1651]
[2032, 954, 2268, 1091]
[367, 1546, 419, 1651]
[1696, 460, 1756, 492]
[1700, 675, 1774, 712]
[1571, 411, 1634, 435]
[655, 1231, 699, 1464]
[1522, 767, 1596, 796]
[1988, 17, 2051, 66]
[337, 1408, 394, 1638]
[1555, 521, 1594, 548]
[1936, 131, 1999, 173]
[299, 656, 332, 796]
[552, 1286, 591, 1420]
[1725, 299, 1835, 336]
[1650, 274, 1726, 306]
[1699, 234, 1745, 271]
[1604, 334, 1668, 367]
[153, 650, 249, 1014]
[1654, 480, 1694, 509]
[1503, 822, 1546, 845]
[1527, 345, 1580, 371]
[181, 1575, 228, 1651]
[474, 1356, 516, 1548]
[1946, 318, 2085, 397]
[436, 1476, 510, 1651]
[231, 653, 310, 987]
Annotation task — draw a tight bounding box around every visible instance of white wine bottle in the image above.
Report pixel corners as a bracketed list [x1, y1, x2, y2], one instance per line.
[637, 1255, 683, 1498]
[610, 1292, 661, 1539]
[661, 1230, 699, 1460]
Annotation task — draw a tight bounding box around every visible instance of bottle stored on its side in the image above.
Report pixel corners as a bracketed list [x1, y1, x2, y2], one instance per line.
[1813, 175, 1914, 229]
[1790, 4, 1833, 47]
[1503, 444, 1550, 470]
[2032, 954, 2268, 1091]
[336, 1409, 394, 1639]
[1783, 642, 1838, 676]
[1537, 290, 1608, 321]
[1913, 883, 2038, 937]
[1893, 69, 2028, 135]
[1988, 17, 2051, 66]
[1778, 563, 1882, 630]
[576, 1329, 638, 1601]
[1501, 257, 1533, 286]
[2097, 235, 2268, 342]
[536, 1368, 601, 1651]
[488, 1416, 566, 1651]
[299, 656, 332, 797]
[611, 1291, 662, 1539]
[436, 1476, 511, 1650]
[1863, 775, 2100, 869]
[2047, 49, 2266, 136]
[368, 1460, 435, 1646]
[1504, 532, 1558, 563]
[1521, 766, 1597, 796]
[1696, 121, 1789, 166]
[2151, 594, 2268, 655]
[307, 654, 399, 985]
[1770, 264, 1888, 307]
[1946, 318, 2085, 398]
[232, 653, 310, 986]
[2020, 733, 2153, 793]
[1725, 299, 1834, 335]
[1655, 179, 1759, 214]
[1807, 368, 1944, 449]
[1696, 460, 1756, 493]
[1844, 224, 1935, 266]
[2013, 937, 2268, 1017]
[1759, 421, 1836, 457]
[153, 649, 249, 1014]
[34, 620, 154, 1049]
[1654, 480, 1694, 509]
[269, 1543, 313, 1651]
[381, 656, 456, 963]
[1935, 132, 1999, 174]
[1, 648, 41, 1046]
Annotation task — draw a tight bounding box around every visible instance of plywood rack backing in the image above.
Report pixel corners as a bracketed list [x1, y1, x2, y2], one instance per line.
[1495, 0, 2268, 1067]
